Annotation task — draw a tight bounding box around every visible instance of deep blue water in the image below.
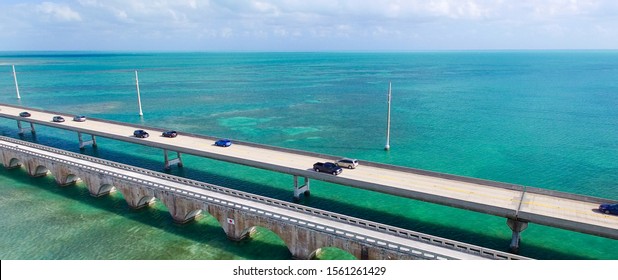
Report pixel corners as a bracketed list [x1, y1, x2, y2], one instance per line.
[0, 51, 617, 259]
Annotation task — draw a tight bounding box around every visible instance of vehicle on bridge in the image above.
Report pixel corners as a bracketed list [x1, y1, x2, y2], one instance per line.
[162, 130, 178, 138]
[215, 139, 232, 147]
[52, 116, 65, 122]
[73, 115, 86, 122]
[337, 158, 359, 169]
[19, 112, 31, 117]
[599, 203, 618, 215]
[313, 162, 343, 175]
[133, 130, 150, 138]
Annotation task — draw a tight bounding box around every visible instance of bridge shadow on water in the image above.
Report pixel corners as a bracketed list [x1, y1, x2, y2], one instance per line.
[2, 130, 595, 260]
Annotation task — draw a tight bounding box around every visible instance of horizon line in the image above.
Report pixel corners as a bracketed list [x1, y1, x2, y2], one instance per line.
[1, 48, 618, 54]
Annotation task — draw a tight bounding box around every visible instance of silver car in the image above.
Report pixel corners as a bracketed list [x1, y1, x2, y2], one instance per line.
[73, 115, 86, 122]
[336, 158, 359, 169]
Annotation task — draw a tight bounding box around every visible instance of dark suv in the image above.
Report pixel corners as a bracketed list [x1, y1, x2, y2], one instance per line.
[133, 130, 149, 138]
[162, 130, 178, 138]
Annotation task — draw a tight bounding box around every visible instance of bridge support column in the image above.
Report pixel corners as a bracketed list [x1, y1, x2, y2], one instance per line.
[208, 205, 251, 241]
[163, 149, 183, 170]
[77, 132, 97, 149]
[293, 175, 310, 202]
[507, 218, 528, 253]
[17, 120, 35, 135]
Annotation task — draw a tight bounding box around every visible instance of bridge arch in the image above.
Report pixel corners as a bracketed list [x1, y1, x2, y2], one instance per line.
[27, 164, 49, 177]
[310, 247, 357, 260]
[59, 173, 80, 186]
[3, 157, 22, 169]
[155, 191, 204, 224]
[49, 169, 81, 186]
[79, 175, 117, 197]
[93, 183, 116, 197]
[115, 184, 156, 209]
[237, 226, 294, 259]
[135, 195, 156, 209]
[184, 209, 203, 222]
[203, 204, 368, 259]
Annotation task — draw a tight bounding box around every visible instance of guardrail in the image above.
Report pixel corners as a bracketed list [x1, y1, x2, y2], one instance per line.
[0, 140, 453, 260]
[0, 136, 527, 260]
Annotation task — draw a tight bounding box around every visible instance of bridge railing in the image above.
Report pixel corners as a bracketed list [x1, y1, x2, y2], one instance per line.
[0, 140, 456, 260]
[0, 136, 527, 260]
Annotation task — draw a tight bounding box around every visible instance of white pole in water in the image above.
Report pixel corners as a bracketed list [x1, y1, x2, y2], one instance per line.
[384, 82, 392, 151]
[135, 70, 143, 116]
[12, 65, 21, 99]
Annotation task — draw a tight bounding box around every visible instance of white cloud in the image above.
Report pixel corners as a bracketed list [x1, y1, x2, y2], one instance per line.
[1, 0, 617, 50]
[36, 2, 82, 22]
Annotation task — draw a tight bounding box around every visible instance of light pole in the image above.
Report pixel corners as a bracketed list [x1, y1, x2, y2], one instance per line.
[135, 70, 143, 116]
[385, 82, 392, 151]
[12, 65, 21, 99]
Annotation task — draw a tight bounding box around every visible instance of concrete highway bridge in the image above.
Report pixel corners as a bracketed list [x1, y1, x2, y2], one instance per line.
[1, 103, 617, 252]
[0, 136, 526, 260]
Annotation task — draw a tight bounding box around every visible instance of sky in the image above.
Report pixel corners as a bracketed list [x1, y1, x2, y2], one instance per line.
[0, 0, 617, 51]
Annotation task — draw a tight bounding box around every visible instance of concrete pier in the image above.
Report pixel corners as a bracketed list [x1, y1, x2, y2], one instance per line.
[507, 218, 529, 253]
[77, 132, 97, 149]
[293, 175, 310, 201]
[17, 120, 35, 135]
[163, 149, 183, 170]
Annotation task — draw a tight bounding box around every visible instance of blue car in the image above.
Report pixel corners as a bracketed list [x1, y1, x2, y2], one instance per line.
[599, 203, 618, 215]
[214, 139, 232, 147]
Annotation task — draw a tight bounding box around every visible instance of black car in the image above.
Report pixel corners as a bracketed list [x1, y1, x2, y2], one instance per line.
[19, 112, 31, 117]
[313, 162, 343, 175]
[162, 130, 178, 138]
[52, 116, 65, 122]
[133, 130, 149, 138]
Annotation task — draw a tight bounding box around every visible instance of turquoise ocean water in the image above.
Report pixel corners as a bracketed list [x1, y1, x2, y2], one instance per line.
[0, 51, 616, 260]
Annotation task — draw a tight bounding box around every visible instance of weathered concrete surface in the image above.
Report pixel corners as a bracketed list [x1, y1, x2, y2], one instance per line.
[0, 141, 518, 260]
[116, 182, 155, 209]
[81, 174, 116, 197]
[157, 191, 203, 223]
[25, 160, 49, 177]
[206, 204, 416, 260]
[1, 151, 21, 169]
[48, 163, 80, 186]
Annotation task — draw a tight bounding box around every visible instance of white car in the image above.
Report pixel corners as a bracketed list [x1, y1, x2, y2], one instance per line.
[336, 158, 359, 169]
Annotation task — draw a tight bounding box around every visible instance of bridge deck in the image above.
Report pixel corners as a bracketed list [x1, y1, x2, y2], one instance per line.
[1, 137, 514, 260]
[1, 103, 617, 240]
